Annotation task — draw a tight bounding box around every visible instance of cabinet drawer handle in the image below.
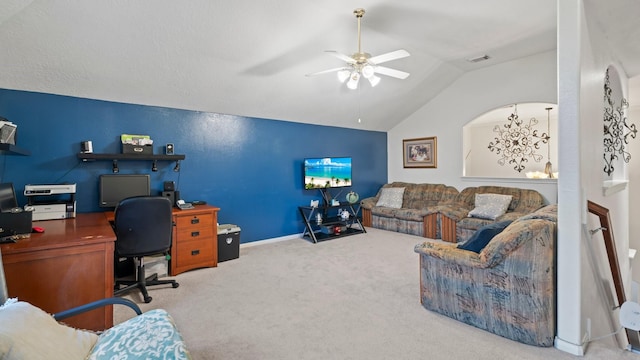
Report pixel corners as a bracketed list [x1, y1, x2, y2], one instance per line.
[191, 231, 200, 237]
[191, 217, 200, 224]
[191, 249, 200, 256]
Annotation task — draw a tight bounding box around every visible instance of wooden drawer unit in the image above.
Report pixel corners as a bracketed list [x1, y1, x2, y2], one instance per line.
[170, 205, 219, 276]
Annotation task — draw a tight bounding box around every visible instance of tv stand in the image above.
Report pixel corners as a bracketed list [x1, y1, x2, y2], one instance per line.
[298, 202, 366, 243]
[318, 188, 344, 207]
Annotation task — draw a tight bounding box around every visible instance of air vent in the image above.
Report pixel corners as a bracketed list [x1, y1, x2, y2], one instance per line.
[467, 55, 490, 63]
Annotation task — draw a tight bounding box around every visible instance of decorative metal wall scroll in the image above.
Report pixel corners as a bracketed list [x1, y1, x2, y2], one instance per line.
[488, 104, 550, 173]
[603, 68, 637, 176]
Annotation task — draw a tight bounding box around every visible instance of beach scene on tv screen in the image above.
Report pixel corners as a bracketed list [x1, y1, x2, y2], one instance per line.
[304, 157, 352, 189]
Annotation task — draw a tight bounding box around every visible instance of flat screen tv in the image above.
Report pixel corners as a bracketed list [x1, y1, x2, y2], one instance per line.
[304, 157, 352, 189]
[99, 174, 151, 208]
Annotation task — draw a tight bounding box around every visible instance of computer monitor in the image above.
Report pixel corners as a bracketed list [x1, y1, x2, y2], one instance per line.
[0, 183, 18, 212]
[99, 174, 151, 208]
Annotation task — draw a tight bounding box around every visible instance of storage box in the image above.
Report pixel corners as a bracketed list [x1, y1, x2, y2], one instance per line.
[121, 134, 153, 154]
[217, 224, 240, 262]
[122, 143, 153, 155]
[142, 255, 168, 278]
[320, 223, 347, 235]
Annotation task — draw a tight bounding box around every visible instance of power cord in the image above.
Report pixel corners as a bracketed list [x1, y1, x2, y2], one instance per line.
[584, 326, 624, 345]
[53, 160, 82, 183]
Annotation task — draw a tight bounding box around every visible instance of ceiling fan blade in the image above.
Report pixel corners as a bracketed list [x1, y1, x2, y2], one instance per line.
[374, 66, 410, 79]
[368, 49, 410, 65]
[325, 50, 357, 64]
[305, 67, 349, 77]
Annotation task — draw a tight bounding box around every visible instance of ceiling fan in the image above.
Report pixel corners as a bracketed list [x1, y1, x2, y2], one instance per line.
[306, 8, 410, 89]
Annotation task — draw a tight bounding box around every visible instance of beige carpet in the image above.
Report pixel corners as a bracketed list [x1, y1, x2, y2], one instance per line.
[115, 228, 636, 359]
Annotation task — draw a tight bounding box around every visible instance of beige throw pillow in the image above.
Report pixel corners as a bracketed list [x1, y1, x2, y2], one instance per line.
[0, 299, 98, 360]
[468, 193, 513, 220]
[375, 187, 405, 209]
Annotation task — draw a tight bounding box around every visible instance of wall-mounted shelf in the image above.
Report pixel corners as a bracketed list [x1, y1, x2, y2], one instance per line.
[602, 180, 628, 197]
[0, 143, 30, 156]
[77, 153, 185, 161]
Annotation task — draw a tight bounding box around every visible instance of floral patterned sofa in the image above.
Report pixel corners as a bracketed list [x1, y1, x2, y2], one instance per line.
[414, 204, 557, 346]
[437, 185, 546, 242]
[361, 183, 545, 242]
[360, 182, 459, 238]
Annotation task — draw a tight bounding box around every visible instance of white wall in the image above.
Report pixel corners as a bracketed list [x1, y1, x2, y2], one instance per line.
[629, 93, 640, 284]
[568, 0, 632, 353]
[387, 50, 558, 203]
[387, 1, 634, 355]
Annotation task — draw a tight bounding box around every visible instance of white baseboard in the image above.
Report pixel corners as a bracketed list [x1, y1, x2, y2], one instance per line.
[239, 234, 302, 248]
[554, 336, 586, 356]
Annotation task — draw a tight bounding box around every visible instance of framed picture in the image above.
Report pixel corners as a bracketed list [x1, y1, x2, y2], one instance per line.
[403, 136, 437, 168]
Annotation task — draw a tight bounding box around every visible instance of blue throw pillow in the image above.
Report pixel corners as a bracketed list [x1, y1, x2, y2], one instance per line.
[457, 220, 513, 253]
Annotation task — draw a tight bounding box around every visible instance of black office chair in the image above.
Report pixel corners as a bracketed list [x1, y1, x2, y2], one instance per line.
[113, 196, 179, 303]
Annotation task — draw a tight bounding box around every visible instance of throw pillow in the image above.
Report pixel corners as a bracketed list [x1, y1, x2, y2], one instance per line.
[458, 220, 513, 253]
[375, 187, 405, 209]
[468, 193, 513, 220]
[0, 298, 98, 360]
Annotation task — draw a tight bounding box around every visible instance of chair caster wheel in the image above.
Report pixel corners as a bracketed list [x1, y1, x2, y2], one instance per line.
[172, 283, 180, 288]
[144, 296, 152, 303]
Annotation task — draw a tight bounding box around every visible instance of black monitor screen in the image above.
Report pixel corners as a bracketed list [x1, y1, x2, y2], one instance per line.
[0, 183, 18, 212]
[99, 174, 151, 208]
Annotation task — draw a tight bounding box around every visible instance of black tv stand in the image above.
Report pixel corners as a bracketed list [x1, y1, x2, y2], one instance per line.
[298, 201, 366, 243]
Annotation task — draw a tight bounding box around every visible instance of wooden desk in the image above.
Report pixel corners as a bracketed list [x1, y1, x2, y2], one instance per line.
[105, 204, 220, 276]
[0, 213, 116, 331]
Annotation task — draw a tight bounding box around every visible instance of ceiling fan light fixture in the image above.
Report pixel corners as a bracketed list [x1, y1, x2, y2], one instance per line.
[347, 72, 360, 89]
[361, 65, 375, 79]
[367, 74, 380, 87]
[308, 8, 410, 90]
[337, 69, 350, 83]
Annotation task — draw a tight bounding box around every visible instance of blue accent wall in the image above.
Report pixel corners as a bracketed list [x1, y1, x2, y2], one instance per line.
[0, 89, 387, 243]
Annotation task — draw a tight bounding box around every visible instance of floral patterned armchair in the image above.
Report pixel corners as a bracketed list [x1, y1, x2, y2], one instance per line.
[0, 248, 191, 360]
[414, 204, 557, 346]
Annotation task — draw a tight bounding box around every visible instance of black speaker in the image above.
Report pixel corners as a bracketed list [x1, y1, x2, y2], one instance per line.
[163, 181, 175, 191]
[166, 143, 174, 155]
[162, 191, 175, 207]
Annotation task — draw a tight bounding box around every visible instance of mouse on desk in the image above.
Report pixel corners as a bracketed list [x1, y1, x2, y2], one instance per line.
[32, 226, 45, 233]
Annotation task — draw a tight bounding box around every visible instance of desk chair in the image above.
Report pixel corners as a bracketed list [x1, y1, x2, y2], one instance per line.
[113, 196, 179, 303]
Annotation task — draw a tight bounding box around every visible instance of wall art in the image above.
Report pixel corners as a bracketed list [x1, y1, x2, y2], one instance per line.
[403, 137, 437, 168]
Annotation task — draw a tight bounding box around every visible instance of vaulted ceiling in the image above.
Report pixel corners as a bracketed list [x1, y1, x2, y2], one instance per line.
[0, 1, 637, 131]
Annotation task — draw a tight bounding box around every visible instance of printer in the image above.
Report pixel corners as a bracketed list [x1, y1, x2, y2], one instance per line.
[24, 183, 77, 221]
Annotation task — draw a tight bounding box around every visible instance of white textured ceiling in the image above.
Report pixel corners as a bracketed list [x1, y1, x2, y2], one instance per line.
[0, 1, 637, 131]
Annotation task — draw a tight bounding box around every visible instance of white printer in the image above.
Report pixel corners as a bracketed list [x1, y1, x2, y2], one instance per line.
[24, 183, 77, 221]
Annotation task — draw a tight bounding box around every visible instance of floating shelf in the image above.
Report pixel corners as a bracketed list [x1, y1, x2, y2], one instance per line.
[77, 153, 185, 161]
[0, 143, 31, 156]
[602, 180, 628, 197]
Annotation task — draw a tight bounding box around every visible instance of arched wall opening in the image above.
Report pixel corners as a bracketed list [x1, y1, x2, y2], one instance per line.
[463, 102, 558, 179]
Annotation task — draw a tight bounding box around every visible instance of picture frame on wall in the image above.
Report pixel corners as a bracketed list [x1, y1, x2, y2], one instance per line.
[403, 136, 437, 168]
